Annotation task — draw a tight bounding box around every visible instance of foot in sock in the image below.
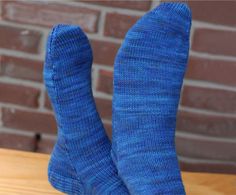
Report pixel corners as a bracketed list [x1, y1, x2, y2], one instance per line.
[44, 24, 129, 195]
[112, 3, 191, 194]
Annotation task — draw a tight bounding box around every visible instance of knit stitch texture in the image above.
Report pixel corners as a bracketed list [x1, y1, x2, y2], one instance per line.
[44, 24, 129, 195]
[112, 3, 192, 194]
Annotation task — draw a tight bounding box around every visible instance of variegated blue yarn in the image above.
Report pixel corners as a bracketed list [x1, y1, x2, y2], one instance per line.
[44, 24, 129, 195]
[112, 3, 192, 194]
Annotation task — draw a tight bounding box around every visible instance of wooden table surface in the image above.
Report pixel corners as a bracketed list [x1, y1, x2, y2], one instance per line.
[0, 149, 235, 195]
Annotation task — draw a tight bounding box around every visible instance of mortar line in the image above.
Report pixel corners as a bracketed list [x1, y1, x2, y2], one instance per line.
[177, 131, 236, 143]
[179, 106, 236, 119]
[183, 79, 236, 93]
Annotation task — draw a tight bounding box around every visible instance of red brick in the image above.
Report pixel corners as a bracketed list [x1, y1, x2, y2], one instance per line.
[0, 25, 41, 54]
[37, 138, 55, 154]
[192, 28, 236, 56]
[181, 86, 236, 114]
[83, 0, 151, 11]
[186, 57, 236, 86]
[44, 93, 52, 110]
[0, 132, 36, 152]
[180, 158, 236, 174]
[177, 111, 236, 138]
[0, 55, 43, 82]
[2, 1, 100, 33]
[91, 40, 120, 66]
[176, 134, 236, 162]
[2, 108, 57, 134]
[97, 69, 113, 95]
[95, 98, 112, 120]
[105, 13, 139, 39]
[0, 83, 40, 108]
[188, 1, 236, 26]
[104, 122, 112, 139]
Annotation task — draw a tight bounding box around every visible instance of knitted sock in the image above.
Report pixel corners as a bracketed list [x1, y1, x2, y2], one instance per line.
[44, 24, 129, 195]
[112, 3, 191, 194]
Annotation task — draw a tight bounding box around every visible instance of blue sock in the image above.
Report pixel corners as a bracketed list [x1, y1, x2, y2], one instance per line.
[112, 3, 191, 194]
[44, 24, 129, 195]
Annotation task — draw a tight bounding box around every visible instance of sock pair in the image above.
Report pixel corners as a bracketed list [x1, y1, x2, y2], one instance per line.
[44, 2, 191, 195]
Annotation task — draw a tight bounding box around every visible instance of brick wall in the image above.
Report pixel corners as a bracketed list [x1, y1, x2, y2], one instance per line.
[0, 1, 235, 174]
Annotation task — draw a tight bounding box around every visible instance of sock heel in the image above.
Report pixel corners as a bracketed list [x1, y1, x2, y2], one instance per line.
[48, 139, 84, 195]
[48, 165, 81, 195]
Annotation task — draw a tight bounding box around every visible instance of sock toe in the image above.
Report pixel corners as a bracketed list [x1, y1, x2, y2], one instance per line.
[157, 2, 191, 17]
[43, 24, 93, 96]
[147, 2, 192, 36]
[44, 24, 92, 72]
